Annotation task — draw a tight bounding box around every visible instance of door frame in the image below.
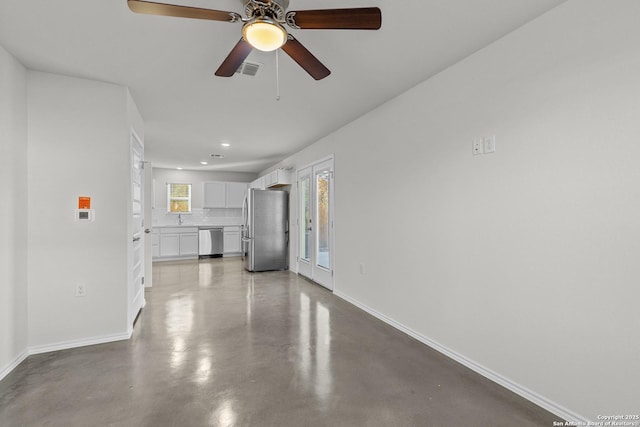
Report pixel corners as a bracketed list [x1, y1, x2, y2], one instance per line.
[296, 155, 335, 291]
[143, 161, 153, 288]
[296, 166, 312, 279]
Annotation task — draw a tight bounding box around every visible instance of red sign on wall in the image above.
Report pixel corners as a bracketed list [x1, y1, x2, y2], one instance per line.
[78, 197, 91, 209]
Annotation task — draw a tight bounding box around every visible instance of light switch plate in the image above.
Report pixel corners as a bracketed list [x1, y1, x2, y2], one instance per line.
[484, 136, 496, 154]
[75, 284, 86, 297]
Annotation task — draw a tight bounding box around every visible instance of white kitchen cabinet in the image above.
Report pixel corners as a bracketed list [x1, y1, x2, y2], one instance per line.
[226, 182, 247, 208]
[179, 233, 199, 256]
[204, 181, 248, 208]
[250, 176, 266, 190]
[155, 227, 199, 260]
[223, 226, 241, 255]
[152, 230, 160, 258]
[159, 234, 180, 257]
[265, 169, 291, 188]
[203, 182, 226, 208]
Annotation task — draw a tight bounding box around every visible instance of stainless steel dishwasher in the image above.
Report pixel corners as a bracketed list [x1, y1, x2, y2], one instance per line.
[198, 227, 223, 258]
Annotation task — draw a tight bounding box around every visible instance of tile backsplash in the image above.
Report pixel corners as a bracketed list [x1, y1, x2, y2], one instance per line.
[153, 208, 242, 226]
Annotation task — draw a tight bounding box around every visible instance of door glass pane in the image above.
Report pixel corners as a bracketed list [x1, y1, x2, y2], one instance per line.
[316, 170, 330, 269]
[299, 176, 310, 261]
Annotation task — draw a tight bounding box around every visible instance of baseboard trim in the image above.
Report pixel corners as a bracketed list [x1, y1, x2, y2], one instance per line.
[28, 331, 133, 356]
[152, 256, 198, 262]
[1, 332, 134, 382]
[0, 350, 29, 382]
[333, 290, 589, 424]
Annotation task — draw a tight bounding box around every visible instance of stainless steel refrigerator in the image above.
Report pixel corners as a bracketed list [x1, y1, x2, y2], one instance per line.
[242, 189, 289, 272]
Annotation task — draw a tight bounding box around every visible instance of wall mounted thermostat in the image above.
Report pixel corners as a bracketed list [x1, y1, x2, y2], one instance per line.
[75, 196, 94, 221]
[75, 209, 95, 222]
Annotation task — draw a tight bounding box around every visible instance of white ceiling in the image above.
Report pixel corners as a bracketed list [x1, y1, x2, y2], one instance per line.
[0, 0, 566, 173]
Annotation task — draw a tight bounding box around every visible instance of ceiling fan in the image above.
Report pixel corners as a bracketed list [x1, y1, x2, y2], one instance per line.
[127, 0, 382, 80]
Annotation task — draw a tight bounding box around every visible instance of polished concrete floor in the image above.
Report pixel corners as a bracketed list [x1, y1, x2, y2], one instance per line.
[0, 258, 560, 426]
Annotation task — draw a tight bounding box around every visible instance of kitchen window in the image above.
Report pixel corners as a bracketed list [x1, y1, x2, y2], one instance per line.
[167, 183, 191, 213]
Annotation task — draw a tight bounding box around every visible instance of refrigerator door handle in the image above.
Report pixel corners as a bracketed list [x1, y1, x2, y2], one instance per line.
[242, 193, 249, 238]
[241, 195, 246, 228]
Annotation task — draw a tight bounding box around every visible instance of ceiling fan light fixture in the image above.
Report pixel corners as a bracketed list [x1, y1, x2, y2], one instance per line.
[242, 19, 287, 52]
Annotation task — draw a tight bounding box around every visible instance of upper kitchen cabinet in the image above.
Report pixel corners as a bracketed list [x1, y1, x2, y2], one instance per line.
[226, 182, 247, 208]
[203, 182, 226, 208]
[250, 176, 266, 190]
[265, 169, 291, 188]
[203, 181, 248, 208]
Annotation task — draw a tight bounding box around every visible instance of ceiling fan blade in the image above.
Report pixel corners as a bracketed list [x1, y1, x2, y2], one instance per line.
[281, 36, 331, 81]
[215, 39, 253, 77]
[127, 0, 237, 22]
[285, 7, 381, 30]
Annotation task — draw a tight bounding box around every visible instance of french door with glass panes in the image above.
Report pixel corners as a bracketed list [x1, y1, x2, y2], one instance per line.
[297, 158, 334, 290]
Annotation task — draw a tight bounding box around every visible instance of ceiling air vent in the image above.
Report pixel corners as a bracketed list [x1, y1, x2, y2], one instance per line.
[235, 61, 262, 77]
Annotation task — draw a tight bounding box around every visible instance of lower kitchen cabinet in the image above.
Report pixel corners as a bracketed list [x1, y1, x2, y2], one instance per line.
[179, 233, 199, 256]
[154, 227, 199, 260]
[223, 226, 241, 255]
[153, 226, 242, 260]
[159, 234, 180, 257]
[152, 231, 160, 258]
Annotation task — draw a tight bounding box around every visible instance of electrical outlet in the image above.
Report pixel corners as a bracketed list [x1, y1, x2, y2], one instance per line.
[472, 139, 483, 156]
[359, 263, 365, 275]
[75, 284, 86, 297]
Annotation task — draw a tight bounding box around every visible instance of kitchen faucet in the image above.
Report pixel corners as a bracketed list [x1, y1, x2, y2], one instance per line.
[178, 213, 183, 225]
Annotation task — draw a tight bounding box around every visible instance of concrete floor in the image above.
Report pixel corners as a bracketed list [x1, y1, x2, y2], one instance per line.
[0, 257, 560, 426]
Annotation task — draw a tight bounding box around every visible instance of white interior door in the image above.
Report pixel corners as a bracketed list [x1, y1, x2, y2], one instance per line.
[130, 131, 145, 328]
[297, 158, 334, 290]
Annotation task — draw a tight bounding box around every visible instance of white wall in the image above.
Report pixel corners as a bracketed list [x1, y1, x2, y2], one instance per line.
[261, 0, 640, 421]
[0, 45, 28, 379]
[27, 71, 133, 350]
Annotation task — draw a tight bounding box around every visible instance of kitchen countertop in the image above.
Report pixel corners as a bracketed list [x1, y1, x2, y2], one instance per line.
[153, 216, 243, 228]
[153, 223, 242, 229]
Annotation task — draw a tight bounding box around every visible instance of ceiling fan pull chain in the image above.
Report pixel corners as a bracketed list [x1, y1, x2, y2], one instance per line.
[276, 49, 281, 101]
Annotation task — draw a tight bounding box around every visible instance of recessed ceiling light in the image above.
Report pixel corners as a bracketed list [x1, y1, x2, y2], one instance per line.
[200, 161, 208, 165]
[221, 143, 230, 147]
[210, 154, 225, 159]
[176, 167, 183, 170]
